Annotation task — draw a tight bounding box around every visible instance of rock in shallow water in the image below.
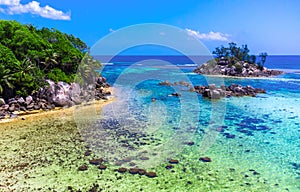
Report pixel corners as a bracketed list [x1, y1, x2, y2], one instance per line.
[117, 167, 127, 173]
[165, 164, 174, 169]
[199, 157, 212, 162]
[129, 168, 139, 174]
[98, 165, 107, 170]
[78, 165, 88, 171]
[169, 159, 179, 164]
[89, 158, 103, 165]
[145, 171, 157, 178]
[194, 84, 266, 99]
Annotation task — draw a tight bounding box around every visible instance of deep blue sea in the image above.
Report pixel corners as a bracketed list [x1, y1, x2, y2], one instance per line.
[92, 55, 300, 191]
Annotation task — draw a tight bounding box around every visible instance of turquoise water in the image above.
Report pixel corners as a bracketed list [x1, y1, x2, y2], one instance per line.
[1, 56, 300, 191]
[96, 57, 300, 191]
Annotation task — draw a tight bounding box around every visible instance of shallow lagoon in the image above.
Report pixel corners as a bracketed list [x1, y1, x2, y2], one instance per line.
[0, 61, 300, 191]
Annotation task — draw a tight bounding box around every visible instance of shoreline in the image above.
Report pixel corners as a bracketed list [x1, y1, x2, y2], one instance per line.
[200, 74, 284, 80]
[0, 87, 115, 124]
[269, 68, 300, 73]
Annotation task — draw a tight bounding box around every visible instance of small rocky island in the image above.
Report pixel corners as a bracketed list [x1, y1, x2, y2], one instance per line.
[193, 43, 283, 77]
[194, 84, 266, 99]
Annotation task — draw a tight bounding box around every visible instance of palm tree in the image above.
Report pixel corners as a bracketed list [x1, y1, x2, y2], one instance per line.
[75, 55, 102, 85]
[14, 58, 34, 83]
[40, 51, 59, 71]
[259, 52, 268, 66]
[0, 65, 15, 95]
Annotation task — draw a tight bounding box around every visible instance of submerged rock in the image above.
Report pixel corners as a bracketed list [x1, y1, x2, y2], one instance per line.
[184, 141, 195, 146]
[98, 165, 107, 170]
[165, 164, 174, 169]
[138, 169, 146, 175]
[145, 171, 157, 178]
[84, 150, 92, 156]
[89, 158, 103, 165]
[117, 167, 127, 173]
[129, 168, 139, 174]
[169, 159, 179, 164]
[78, 165, 88, 171]
[199, 157, 212, 162]
[159, 81, 172, 86]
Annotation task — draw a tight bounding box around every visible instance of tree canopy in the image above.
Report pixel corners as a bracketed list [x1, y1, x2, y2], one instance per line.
[212, 42, 259, 64]
[0, 20, 100, 99]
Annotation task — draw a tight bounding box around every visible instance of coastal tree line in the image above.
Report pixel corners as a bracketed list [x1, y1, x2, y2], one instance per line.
[212, 42, 268, 70]
[0, 20, 100, 100]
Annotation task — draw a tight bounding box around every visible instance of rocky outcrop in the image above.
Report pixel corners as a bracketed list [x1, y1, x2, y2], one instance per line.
[194, 84, 266, 99]
[0, 76, 111, 119]
[157, 80, 266, 99]
[193, 61, 283, 77]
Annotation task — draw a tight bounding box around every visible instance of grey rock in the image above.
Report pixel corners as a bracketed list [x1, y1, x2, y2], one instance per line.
[211, 90, 221, 99]
[70, 83, 81, 96]
[171, 93, 181, 97]
[10, 114, 18, 119]
[220, 85, 226, 91]
[26, 96, 33, 105]
[20, 106, 26, 111]
[8, 99, 17, 105]
[202, 89, 211, 98]
[34, 105, 40, 110]
[9, 104, 15, 112]
[53, 96, 69, 107]
[208, 84, 217, 90]
[159, 81, 172, 86]
[0, 98, 5, 106]
[26, 103, 34, 110]
[17, 97, 25, 105]
[2, 104, 9, 111]
[46, 104, 53, 110]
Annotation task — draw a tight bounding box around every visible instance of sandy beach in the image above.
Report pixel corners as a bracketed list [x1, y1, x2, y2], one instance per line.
[0, 88, 115, 125]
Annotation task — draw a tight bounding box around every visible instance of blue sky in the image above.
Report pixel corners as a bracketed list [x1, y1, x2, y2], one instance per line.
[0, 0, 300, 55]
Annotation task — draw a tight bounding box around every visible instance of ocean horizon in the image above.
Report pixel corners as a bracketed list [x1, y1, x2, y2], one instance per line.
[96, 55, 300, 71]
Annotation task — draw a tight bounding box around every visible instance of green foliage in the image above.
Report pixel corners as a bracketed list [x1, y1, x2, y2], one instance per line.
[249, 55, 256, 64]
[0, 20, 94, 99]
[0, 43, 20, 69]
[0, 43, 18, 95]
[234, 63, 243, 73]
[256, 62, 264, 71]
[256, 53, 268, 71]
[213, 42, 254, 62]
[47, 68, 73, 83]
[212, 43, 267, 70]
[76, 54, 102, 84]
[259, 52, 268, 65]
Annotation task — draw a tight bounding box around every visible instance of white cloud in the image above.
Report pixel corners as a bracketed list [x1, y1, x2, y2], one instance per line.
[186, 28, 230, 41]
[109, 28, 115, 33]
[0, 0, 19, 6]
[0, 0, 70, 20]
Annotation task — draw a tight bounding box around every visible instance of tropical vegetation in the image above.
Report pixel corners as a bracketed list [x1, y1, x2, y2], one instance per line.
[0, 20, 101, 99]
[212, 42, 267, 69]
